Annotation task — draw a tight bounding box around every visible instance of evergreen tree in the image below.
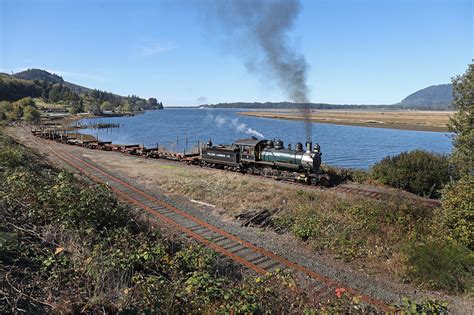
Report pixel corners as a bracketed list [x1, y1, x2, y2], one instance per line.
[49, 84, 62, 102]
[147, 97, 158, 108]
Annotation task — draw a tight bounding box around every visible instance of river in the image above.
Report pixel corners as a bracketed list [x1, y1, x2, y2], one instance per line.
[76, 108, 453, 169]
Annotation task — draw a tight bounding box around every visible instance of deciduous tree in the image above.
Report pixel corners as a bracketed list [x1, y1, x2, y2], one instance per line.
[450, 62, 474, 176]
[23, 105, 41, 123]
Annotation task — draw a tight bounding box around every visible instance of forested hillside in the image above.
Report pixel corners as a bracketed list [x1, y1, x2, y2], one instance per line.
[0, 69, 163, 115]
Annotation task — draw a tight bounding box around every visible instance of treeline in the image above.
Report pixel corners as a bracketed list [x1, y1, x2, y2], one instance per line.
[0, 72, 163, 114]
[200, 102, 452, 111]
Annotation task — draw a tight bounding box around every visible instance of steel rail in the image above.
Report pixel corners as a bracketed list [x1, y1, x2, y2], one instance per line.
[35, 137, 393, 312]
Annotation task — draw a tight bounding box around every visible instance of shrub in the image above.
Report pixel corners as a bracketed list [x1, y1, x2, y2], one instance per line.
[441, 175, 474, 250]
[394, 297, 448, 314]
[323, 165, 370, 185]
[23, 105, 41, 122]
[371, 150, 453, 198]
[405, 239, 473, 293]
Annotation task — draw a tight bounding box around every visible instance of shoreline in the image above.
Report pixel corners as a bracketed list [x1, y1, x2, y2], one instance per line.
[238, 110, 452, 132]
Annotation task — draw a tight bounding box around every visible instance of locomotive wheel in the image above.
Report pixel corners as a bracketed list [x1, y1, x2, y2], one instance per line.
[318, 175, 331, 187]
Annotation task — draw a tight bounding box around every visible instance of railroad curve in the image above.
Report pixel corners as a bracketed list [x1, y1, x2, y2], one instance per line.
[32, 136, 395, 313]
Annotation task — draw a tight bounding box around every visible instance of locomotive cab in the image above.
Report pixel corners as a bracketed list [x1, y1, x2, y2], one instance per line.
[235, 137, 267, 162]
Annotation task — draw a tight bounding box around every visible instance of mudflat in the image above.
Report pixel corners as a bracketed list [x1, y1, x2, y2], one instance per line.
[238, 109, 454, 132]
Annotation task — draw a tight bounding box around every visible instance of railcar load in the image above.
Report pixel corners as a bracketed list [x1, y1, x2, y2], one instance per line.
[32, 128, 329, 185]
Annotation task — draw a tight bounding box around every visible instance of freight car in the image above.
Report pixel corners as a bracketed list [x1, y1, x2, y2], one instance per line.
[201, 137, 327, 185]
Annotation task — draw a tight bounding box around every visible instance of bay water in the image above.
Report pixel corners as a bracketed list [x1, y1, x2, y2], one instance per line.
[77, 108, 453, 169]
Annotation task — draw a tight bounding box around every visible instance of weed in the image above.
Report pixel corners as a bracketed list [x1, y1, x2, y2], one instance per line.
[404, 239, 473, 292]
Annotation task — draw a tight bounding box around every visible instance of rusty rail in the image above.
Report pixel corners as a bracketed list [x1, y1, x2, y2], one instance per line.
[32, 137, 394, 313]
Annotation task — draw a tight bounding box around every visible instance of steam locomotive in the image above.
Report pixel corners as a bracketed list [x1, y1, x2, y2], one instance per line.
[200, 137, 327, 185]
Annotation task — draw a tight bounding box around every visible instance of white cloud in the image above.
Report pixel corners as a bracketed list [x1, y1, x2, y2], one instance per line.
[138, 42, 177, 57]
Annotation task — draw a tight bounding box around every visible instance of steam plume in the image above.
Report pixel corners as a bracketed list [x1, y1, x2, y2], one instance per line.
[204, 0, 312, 141]
[207, 113, 264, 138]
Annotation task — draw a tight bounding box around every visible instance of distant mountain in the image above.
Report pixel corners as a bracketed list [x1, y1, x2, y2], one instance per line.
[398, 84, 453, 108]
[201, 84, 454, 110]
[14, 69, 91, 94]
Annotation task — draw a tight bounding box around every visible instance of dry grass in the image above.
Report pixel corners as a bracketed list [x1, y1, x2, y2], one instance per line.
[6, 127, 474, 311]
[239, 109, 454, 131]
[33, 98, 67, 109]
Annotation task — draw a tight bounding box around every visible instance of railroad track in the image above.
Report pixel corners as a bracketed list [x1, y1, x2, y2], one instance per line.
[31, 137, 393, 313]
[32, 132, 440, 209]
[331, 186, 441, 208]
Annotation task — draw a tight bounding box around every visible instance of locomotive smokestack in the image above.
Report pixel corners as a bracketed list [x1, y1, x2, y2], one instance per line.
[306, 141, 312, 153]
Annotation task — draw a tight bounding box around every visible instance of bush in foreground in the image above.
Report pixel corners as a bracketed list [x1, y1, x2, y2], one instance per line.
[441, 175, 474, 250]
[273, 190, 435, 261]
[371, 150, 453, 198]
[404, 239, 473, 293]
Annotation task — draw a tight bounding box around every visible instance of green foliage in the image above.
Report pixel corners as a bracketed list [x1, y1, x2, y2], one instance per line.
[68, 98, 84, 114]
[0, 98, 41, 122]
[395, 297, 448, 314]
[172, 245, 217, 274]
[23, 105, 40, 122]
[371, 150, 453, 198]
[291, 211, 322, 241]
[0, 71, 163, 114]
[8, 103, 24, 120]
[147, 97, 163, 109]
[323, 165, 370, 185]
[100, 101, 114, 111]
[15, 96, 36, 108]
[405, 239, 473, 293]
[49, 171, 130, 232]
[0, 134, 372, 313]
[0, 75, 42, 101]
[274, 191, 435, 261]
[48, 83, 69, 103]
[120, 100, 132, 112]
[450, 62, 474, 176]
[441, 175, 474, 250]
[0, 137, 29, 168]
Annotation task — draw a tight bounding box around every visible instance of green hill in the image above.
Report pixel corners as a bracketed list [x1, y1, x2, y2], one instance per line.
[0, 69, 163, 113]
[398, 84, 453, 108]
[14, 69, 91, 94]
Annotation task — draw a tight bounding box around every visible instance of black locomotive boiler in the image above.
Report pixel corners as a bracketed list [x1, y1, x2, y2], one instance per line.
[200, 137, 327, 185]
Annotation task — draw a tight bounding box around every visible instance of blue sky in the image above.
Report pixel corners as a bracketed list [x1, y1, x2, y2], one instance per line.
[1, 0, 472, 106]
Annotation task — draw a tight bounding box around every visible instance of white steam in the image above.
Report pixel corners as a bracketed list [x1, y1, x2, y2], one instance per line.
[207, 113, 264, 138]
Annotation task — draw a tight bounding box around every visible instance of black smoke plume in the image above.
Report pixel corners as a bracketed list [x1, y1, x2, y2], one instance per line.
[204, 0, 313, 141]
